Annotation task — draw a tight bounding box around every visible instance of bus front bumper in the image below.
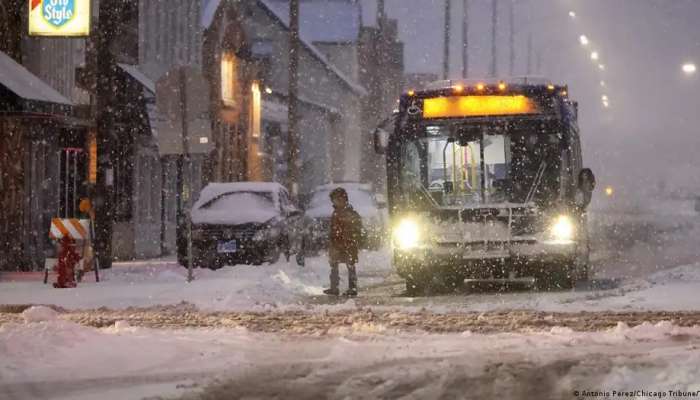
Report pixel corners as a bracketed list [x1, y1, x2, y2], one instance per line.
[393, 240, 578, 276]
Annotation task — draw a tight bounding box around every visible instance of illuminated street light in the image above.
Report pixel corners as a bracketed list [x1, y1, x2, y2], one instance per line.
[579, 35, 589, 46]
[600, 81, 606, 87]
[602, 101, 610, 108]
[682, 63, 697, 75]
[598, 64, 606, 71]
[590, 51, 599, 61]
[601, 95, 608, 101]
[605, 186, 614, 196]
[568, 11, 576, 18]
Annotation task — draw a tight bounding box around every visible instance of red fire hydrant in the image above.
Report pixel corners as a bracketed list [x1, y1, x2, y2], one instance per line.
[54, 236, 79, 288]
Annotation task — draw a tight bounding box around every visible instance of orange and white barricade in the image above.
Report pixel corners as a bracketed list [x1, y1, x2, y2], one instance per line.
[45, 218, 98, 284]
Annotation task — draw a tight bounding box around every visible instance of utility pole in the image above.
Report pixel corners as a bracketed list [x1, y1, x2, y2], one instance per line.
[94, 0, 117, 270]
[509, 0, 514, 76]
[527, 32, 532, 75]
[287, 0, 300, 199]
[178, 69, 193, 283]
[443, 0, 451, 80]
[462, 0, 469, 78]
[490, 0, 498, 77]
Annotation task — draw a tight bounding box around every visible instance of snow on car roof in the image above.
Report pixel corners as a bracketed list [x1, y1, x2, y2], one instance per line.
[306, 182, 379, 219]
[191, 182, 286, 225]
[194, 182, 286, 210]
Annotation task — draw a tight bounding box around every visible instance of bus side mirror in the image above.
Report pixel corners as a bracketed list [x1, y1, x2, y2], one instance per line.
[576, 168, 595, 208]
[373, 128, 388, 154]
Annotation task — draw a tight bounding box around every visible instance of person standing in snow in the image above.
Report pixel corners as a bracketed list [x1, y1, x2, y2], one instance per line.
[324, 187, 363, 297]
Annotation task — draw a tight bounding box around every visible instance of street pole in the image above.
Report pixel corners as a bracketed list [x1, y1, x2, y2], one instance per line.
[288, 0, 300, 199]
[490, 0, 498, 77]
[462, 0, 469, 79]
[377, 0, 385, 20]
[509, 0, 514, 76]
[179, 68, 193, 283]
[94, 0, 117, 270]
[443, 0, 451, 80]
[527, 32, 532, 75]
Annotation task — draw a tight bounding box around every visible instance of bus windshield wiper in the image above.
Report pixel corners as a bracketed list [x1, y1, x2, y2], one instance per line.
[525, 160, 547, 204]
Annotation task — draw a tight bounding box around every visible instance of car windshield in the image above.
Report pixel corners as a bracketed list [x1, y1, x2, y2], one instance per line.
[398, 126, 563, 209]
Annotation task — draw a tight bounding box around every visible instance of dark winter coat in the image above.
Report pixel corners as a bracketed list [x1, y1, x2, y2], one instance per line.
[329, 205, 362, 265]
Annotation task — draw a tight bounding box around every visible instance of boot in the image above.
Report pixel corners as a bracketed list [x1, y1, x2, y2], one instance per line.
[342, 288, 357, 297]
[323, 287, 340, 296]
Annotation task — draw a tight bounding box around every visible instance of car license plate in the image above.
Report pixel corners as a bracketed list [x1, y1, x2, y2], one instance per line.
[217, 240, 237, 253]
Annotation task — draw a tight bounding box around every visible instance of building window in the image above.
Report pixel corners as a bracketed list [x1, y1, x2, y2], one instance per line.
[251, 82, 261, 138]
[221, 53, 237, 107]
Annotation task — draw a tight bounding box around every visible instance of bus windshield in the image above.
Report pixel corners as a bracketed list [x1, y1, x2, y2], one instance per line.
[398, 125, 564, 209]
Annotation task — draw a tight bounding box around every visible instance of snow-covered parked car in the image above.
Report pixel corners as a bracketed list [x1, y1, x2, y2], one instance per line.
[177, 182, 301, 269]
[302, 182, 387, 253]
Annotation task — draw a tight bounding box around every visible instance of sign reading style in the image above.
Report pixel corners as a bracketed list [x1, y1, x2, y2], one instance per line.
[29, 0, 91, 37]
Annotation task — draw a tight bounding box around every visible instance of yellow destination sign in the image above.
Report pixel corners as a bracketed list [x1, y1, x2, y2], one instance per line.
[29, 0, 91, 37]
[423, 95, 539, 119]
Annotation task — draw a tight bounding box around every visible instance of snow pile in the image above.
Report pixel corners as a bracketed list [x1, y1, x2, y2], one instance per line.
[21, 305, 58, 323]
[648, 263, 700, 284]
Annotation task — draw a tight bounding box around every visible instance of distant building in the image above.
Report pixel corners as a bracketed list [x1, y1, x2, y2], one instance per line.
[241, 0, 367, 199]
[357, 10, 404, 193]
[268, 0, 404, 195]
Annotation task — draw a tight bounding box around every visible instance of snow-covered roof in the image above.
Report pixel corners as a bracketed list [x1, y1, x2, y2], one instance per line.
[257, 0, 366, 96]
[268, 0, 361, 43]
[117, 63, 156, 94]
[200, 0, 222, 29]
[0, 50, 72, 105]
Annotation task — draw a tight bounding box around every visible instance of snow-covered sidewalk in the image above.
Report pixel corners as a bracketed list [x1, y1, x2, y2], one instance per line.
[0, 251, 391, 312]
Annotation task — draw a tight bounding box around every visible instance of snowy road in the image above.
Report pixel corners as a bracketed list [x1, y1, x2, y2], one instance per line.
[3, 308, 700, 400]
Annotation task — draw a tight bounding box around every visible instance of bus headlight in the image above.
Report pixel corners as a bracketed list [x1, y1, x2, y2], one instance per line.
[393, 219, 421, 250]
[550, 215, 575, 242]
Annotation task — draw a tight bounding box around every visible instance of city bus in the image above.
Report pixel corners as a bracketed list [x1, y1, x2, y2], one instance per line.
[374, 78, 596, 294]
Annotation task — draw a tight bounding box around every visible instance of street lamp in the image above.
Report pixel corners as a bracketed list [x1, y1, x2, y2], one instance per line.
[682, 63, 697, 76]
[579, 35, 589, 46]
[590, 51, 599, 61]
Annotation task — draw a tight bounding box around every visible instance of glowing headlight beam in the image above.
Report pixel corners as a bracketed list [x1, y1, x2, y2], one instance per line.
[550, 215, 575, 242]
[393, 219, 421, 249]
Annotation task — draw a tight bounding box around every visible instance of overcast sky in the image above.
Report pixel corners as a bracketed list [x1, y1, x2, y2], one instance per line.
[358, 0, 700, 193]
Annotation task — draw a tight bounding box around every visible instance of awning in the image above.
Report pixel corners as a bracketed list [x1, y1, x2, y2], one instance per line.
[116, 64, 160, 141]
[117, 63, 155, 95]
[0, 50, 73, 116]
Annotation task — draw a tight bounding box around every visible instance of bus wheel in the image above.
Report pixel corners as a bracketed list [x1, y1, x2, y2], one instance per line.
[535, 262, 575, 291]
[405, 274, 427, 296]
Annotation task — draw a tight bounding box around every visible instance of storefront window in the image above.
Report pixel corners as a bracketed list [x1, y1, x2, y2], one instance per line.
[221, 53, 236, 106]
